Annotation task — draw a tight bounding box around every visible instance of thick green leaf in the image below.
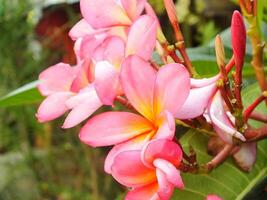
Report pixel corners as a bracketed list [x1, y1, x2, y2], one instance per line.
[0, 81, 43, 108]
[173, 83, 267, 200]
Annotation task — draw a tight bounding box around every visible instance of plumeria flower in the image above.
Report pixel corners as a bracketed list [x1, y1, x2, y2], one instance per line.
[176, 75, 219, 119]
[79, 55, 190, 172]
[110, 139, 184, 200]
[69, 0, 148, 41]
[209, 91, 246, 143]
[36, 61, 103, 129]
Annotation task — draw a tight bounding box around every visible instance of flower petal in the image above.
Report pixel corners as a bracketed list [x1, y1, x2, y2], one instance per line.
[156, 168, 175, 200]
[125, 15, 157, 60]
[121, 0, 146, 20]
[36, 92, 73, 122]
[209, 92, 246, 143]
[233, 142, 256, 172]
[111, 150, 156, 187]
[121, 55, 156, 120]
[141, 139, 183, 169]
[80, 0, 131, 29]
[93, 36, 125, 67]
[69, 19, 107, 41]
[153, 63, 190, 117]
[94, 61, 121, 105]
[154, 111, 175, 140]
[125, 182, 159, 200]
[176, 83, 217, 119]
[206, 194, 223, 200]
[190, 75, 219, 88]
[62, 88, 102, 128]
[38, 63, 76, 96]
[104, 132, 153, 174]
[79, 111, 153, 147]
[154, 158, 184, 189]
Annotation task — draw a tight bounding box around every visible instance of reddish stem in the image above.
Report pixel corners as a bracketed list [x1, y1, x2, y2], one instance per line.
[249, 112, 267, 123]
[245, 125, 267, 141]
[243, 94, 266, 122]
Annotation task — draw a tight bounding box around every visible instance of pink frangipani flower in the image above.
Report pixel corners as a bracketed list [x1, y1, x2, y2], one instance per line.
[206, 194, 223, 200]
[111, 139, 184, 200]
[79, 55, 190, 172]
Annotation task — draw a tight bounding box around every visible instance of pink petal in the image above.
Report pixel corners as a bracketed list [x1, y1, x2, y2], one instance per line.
[94, 61, 121, 105]
[62, 88, 102, 128]
[156, 168, 175, 200]
[93, 36, 125, 67]
[69, 19, 107, 41]
[209, 92, 246, 143]
[233, 142, 256, 172]
[176, 83, 217, 119]
[36, 92, 73, 123]
[121, 55, 156, 121]
[154, 111, 175, 140]
[79, 33, 107, 61]
[206, 194, 223, 200]
[141, 139, 183, 169]
[154, 159, 184, 189]
[80, 0, 131, 29]
[231, 11, 246, 70]
[121, 0, 146, 20]
[153, 63, 190, 117]
[111, 150, 156, 187]
[105, 132, 153, 174]
[79, 111, 153, 147]
[70, 62, 91, 92]
[125, 182, 159, 200]
[38, 63, 76, 96]
[190, 75, 219, 88]
[125, 15, 157, 60]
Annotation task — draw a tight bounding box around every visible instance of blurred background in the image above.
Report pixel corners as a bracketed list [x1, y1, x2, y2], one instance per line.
[0, 0, 246, 199]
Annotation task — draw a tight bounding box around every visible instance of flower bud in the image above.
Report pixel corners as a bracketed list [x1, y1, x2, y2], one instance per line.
[215, 35, 226, 68]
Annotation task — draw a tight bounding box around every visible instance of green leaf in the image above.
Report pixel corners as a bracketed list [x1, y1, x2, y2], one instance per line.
[0, 81, 43, 108]
[173, 83, 267, 199]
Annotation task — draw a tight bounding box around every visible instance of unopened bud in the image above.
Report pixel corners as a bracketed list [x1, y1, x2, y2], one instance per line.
[215, 35, 226, 68]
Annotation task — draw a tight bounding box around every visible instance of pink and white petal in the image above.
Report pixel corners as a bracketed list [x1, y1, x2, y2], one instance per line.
[153, 63, 190, 117]
[36, 92, 73, 123]
[80, 0, 131, 29]
[38, 63, 76, 96]
[70, 62, 91, 92]
[121, 55, 156, 121]
[141, 139, 183, 169]
[154, 111, 175, 140]
[206, 194, 223, 200]
[125, 15, 157, 60]
[209, 92, 246, 143]
[108, 26, 129, 41]
[62, 91, 102, 128]
[111, 150, 156, 187]
[233, 142, 256, 172]
[125, 182, 159, 200]
[156, 168, 175, 200]
[175, 83, 217, 119]
[94, 61, 121, 105]
[190, 75, 219, 88]
[154, 159, 184, 189]
[79, 111, 153, 147]
[79, 35, 106, 61]
[69, 19, 107, 41]
[121, 0, 146, 21]
[65, 86, 93, 109]
[93, 36, 125, 68]
[105, 132, 154, 174]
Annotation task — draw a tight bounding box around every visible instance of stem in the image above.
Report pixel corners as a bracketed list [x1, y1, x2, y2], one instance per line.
[245, 125, 267, 142]
[249, 112, 267, 123]
[163, 0, 195, 76]
[206, 144, 234, 171]
[243, 93, 267, 122]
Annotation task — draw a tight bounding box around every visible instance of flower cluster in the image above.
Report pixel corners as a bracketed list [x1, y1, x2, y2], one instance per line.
[36, 0, 260, 199]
